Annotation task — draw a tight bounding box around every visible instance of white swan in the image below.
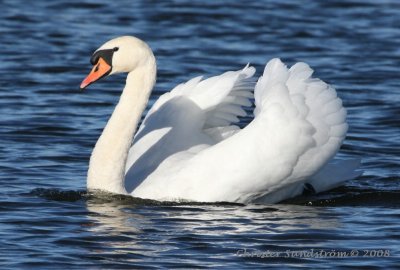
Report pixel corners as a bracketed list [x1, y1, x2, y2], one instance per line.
[80, 36, 360, 204]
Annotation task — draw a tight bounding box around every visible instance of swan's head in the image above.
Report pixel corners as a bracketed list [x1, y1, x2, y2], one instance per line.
[80, 36, 155, 89]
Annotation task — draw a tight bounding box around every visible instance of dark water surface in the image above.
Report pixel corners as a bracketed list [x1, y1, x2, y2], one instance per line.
[1, 0, 399, 268]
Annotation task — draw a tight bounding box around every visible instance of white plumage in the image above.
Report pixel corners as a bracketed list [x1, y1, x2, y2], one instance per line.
[82, 36, 361, 204]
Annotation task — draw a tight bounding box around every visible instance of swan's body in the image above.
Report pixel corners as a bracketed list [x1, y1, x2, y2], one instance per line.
[81, 36, 360, 204]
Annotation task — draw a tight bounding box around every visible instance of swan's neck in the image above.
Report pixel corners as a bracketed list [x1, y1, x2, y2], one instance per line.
[87, 62, 156, 194]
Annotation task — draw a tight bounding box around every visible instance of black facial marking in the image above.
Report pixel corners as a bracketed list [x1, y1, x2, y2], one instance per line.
[90, 48, 116, 66]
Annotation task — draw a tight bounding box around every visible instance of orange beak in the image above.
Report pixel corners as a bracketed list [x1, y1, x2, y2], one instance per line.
[80, 57, 111, 89]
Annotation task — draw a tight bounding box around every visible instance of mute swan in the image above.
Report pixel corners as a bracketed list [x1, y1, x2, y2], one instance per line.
[80, 36, 360, 204]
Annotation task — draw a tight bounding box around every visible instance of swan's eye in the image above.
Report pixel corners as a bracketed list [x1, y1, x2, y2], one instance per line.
[113, 47, 119, 52]
[90, 55, 99, 65]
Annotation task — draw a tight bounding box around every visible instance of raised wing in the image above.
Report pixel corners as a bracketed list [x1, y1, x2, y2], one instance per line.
[153, 58, 348, 203]
[125, 65, 256, 192]
[249, 58, 348, 201]
[256, 59, 347, 177]
[138, 65, 255, 136]
[252, 59, 349, 202]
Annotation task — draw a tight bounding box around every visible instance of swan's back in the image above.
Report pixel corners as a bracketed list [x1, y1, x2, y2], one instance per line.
[128, 59, 357, 203]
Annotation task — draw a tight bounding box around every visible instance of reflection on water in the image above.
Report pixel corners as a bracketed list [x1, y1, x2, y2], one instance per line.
[86, 200, 142, 235]
[79, 196, 399, 268]
[84, 197, 343, 264]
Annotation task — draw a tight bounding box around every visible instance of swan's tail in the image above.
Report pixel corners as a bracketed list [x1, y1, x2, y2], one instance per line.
[253, 158, 362, 204]
[308, 158, 362, 193]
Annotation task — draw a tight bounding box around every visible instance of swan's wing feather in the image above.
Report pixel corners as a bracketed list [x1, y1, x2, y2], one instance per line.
[141, 65, 255, 132]
[136, 65, 255, 146]
[203, 74, 255, 129]
[128, 65, 256, 175]
[130, 58, 355, 203]
[249, 59, 348, 200]
[203, 125, 241, 142]
[154, 59, 349, 203]
[284, 62, 348, 180]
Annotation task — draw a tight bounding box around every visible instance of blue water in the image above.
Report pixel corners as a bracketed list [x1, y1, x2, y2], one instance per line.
[1, 0, 399, 268]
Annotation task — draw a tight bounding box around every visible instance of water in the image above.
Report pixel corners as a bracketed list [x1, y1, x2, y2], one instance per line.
[1, 0, 399, 268]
